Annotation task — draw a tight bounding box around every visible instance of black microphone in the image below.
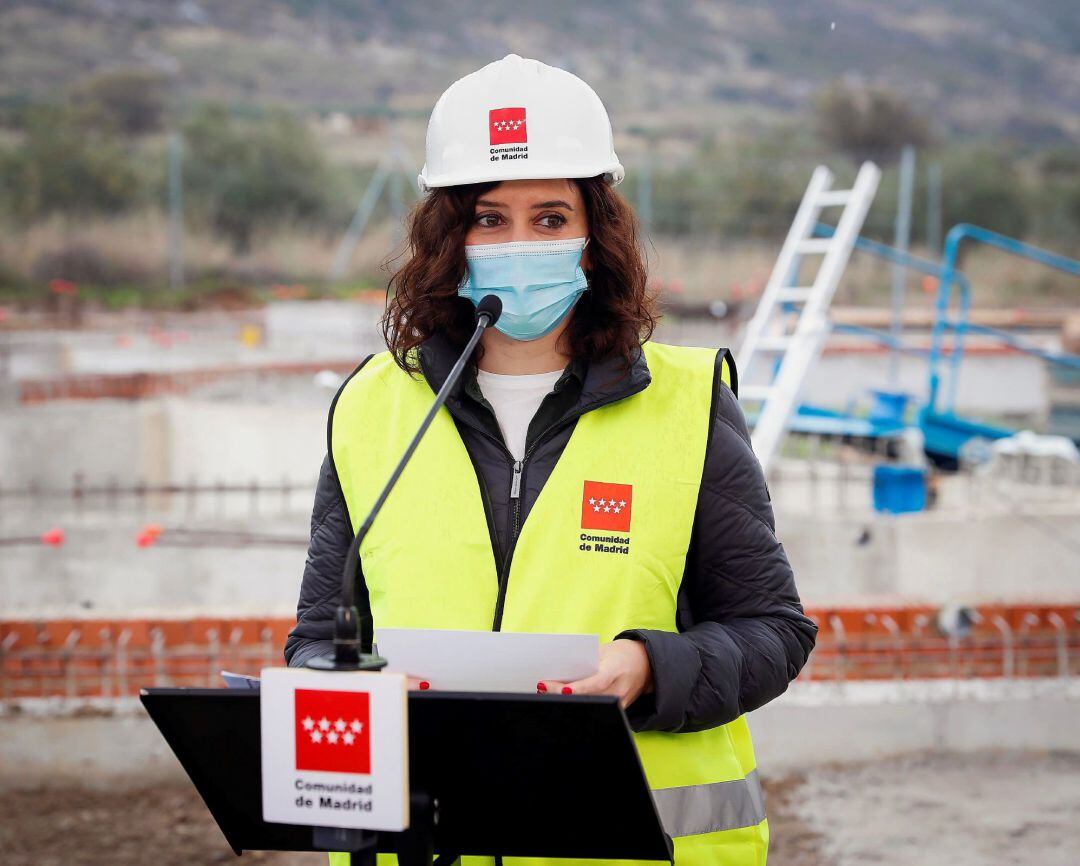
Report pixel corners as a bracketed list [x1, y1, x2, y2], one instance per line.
[474, 293, 502, 329]
[306, 295, 502, 670]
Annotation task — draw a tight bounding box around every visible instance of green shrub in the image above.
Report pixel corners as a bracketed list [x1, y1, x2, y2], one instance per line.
[1, 104, 143, 218]
[939, 148, 1029, 239]
[815, 82, 932, 165]
[181, 104, 337, 252]
[69, 68, 169, 137]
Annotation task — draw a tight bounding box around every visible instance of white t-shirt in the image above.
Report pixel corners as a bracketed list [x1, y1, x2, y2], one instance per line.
[475, 368, 565, 461]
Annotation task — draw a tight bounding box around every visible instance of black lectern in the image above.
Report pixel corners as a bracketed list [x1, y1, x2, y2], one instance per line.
[141, 688, 673, 864]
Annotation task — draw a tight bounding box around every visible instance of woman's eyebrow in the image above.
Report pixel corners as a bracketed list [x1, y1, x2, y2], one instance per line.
[475, 199, 507, 208]
[531, 200, 574, 210]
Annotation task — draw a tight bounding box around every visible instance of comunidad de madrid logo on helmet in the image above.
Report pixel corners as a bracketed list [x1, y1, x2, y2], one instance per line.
[490, 145, 529, 162]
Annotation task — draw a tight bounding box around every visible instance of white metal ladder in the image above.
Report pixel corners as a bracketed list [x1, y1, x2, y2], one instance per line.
[736, 161, 881, 472]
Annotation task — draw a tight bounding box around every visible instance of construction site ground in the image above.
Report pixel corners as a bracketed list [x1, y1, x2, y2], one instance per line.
[3, 750, 1077, 866]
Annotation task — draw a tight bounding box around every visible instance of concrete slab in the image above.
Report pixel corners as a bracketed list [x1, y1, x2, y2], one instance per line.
[3, 680, 1077, 789]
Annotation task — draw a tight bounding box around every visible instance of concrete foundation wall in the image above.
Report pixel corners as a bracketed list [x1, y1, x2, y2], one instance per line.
[776, 509, 1080, 603]
[0, 399, 327, 489]
[3, 680, 1077, 789]
[0, 402, 161, 488]
[800, 352, 1047, 417]
[3, 507, 1076, 617]
[162, 399, 326, 487]
[0, 522, 308, 617]
[752, 679, 1080, 772]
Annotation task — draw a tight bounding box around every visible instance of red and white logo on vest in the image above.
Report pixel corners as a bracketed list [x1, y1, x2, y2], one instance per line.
[294, 688, 371, 774]
[489, 107, 527, 145]
[581, 480, 633, 533]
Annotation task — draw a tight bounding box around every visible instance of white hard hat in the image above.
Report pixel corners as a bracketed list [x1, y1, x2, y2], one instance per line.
[418, 54, 624, 192]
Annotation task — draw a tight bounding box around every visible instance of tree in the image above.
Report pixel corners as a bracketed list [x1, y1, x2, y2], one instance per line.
[815, 82, 932, 164]
[181, 104, 335, 253]
[940, 148, 1029, 239]
[69, 68, 170, 136]
[1, 104, 142, 218]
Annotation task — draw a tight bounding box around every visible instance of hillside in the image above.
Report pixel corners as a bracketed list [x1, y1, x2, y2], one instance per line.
[2, 0, 1078, 142]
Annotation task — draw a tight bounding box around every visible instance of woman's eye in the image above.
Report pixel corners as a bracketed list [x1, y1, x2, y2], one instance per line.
[476, 213, 502, 227]
[537, 213, 567, 228]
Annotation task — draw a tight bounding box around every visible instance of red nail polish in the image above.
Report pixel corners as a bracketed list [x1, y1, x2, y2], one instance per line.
[418, 681, 430, 691]
[561, 686, 573, 695]
[536, 682, 547, 693]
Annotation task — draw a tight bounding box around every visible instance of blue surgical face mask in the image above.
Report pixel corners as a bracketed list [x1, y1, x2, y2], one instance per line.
[458, 237, 589, 341]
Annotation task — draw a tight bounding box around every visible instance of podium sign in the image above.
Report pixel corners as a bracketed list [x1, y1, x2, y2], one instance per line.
[260, 668, 409, 831]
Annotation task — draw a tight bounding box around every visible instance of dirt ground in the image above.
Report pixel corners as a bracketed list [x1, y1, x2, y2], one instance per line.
[1, 751, 1077, 865]
[0, 781, 325, 866]
[788, 750, 1080, 866]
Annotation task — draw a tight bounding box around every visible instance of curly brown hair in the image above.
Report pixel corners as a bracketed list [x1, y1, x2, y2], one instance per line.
[381, 176, 657, 373]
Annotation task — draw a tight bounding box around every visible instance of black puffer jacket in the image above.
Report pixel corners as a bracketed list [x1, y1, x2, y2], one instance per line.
[286, 334, 816, 733]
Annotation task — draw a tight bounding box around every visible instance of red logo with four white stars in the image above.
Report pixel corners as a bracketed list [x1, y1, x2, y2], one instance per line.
[581, 480, 632, 533]
[294, 688, 371, 774]
[489, 107, 527, 145]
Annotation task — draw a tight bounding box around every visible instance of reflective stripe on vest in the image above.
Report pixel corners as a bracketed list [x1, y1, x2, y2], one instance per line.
[654, 769, 767, 837]
[330, 342, 766, 866]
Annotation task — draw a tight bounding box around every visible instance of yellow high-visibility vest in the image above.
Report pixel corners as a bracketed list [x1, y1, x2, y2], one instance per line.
[329, 342, 767, 866]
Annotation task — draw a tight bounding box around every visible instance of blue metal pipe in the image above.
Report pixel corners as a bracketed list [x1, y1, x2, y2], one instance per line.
[817, 221, 1080, 411]
[958, 323, 1080, 370]
[814, 222, 973, 409]
[933, 224, 1080, 413]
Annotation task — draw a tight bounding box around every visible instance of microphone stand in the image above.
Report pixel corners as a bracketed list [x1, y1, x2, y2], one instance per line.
[303, 297, 501, 866]
[306, 295, 503, 674]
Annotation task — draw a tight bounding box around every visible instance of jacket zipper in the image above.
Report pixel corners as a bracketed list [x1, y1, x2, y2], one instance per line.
[448, 381, 650, 633]
[510, 460, 523, 500]
[491, 383, 648, 630]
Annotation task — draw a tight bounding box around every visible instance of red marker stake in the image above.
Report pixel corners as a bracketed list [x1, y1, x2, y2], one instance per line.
[40, 528, 65, 547]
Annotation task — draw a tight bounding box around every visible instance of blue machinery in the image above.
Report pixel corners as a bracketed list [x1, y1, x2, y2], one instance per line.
[803, 222, 1080, 464]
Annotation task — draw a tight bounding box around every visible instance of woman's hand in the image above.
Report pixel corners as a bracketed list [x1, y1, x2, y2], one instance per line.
[538, 638, 653, 708]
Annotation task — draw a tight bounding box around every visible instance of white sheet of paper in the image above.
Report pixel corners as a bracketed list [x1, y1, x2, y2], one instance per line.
[377, 628, 599, 693]
[221, 670, 261, 690]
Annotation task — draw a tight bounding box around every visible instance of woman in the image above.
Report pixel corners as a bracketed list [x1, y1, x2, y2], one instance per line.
[287, 54, 816, 865]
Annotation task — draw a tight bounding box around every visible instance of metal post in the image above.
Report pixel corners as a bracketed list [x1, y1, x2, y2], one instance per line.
[1046, 613, 1069, 678]
[829, 615, 847, 683]
[261, 626, 275, 666]
[206, 628, 220, 687]
[926, 161, 942, 256]
[229, 627, 243, 675]
[1, 633, 18, 701]
[63, 628, 81, 698]
[116, 629, 132, 696]
[151, 627, 167, 687]
[168, 132, 185, 290]
[889, 146, 915, 385]
[389, 147, 406, 251]
[991, 615, 1014, 679]
[99, 628, 113, 698]
[1018, 613, 1040, 677]
[638, 140, 653, 239]
[880, 614, 903, 680]
[329, 159, 392, 283]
